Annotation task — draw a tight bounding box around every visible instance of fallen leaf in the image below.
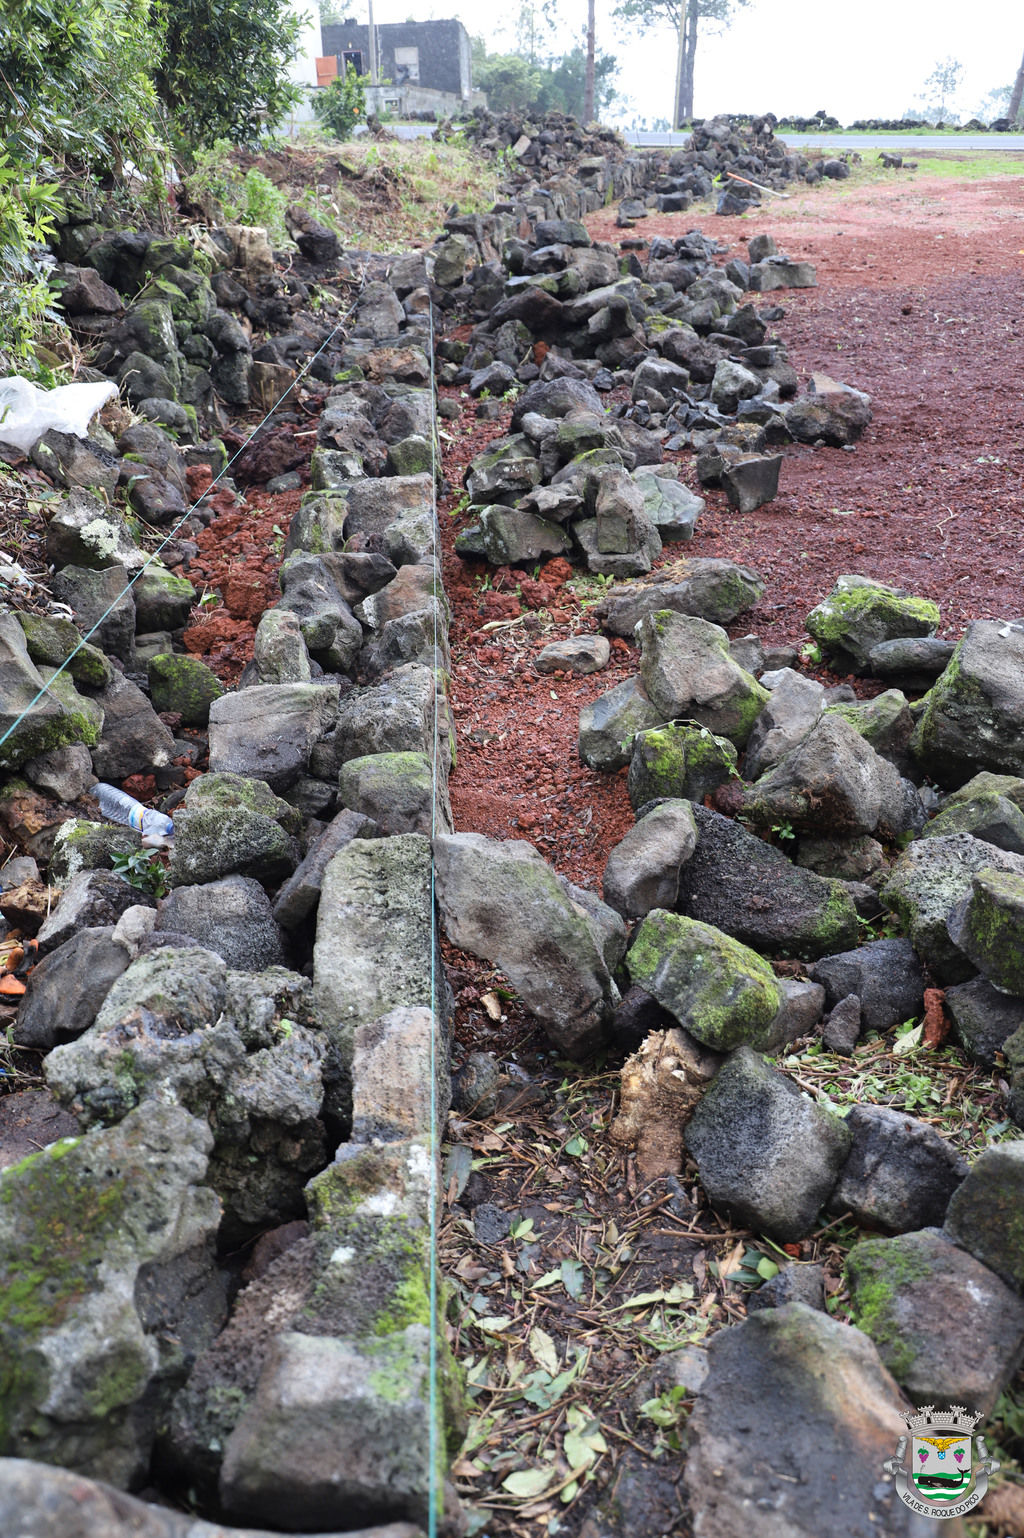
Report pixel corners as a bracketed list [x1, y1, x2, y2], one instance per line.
[481, 990, 503, 1021]
[529, 1325, 559, 1376]
[612, 1282, 695, 1311]
[561, 1257, 585, 1299]
[501, 1467, 556, 1498]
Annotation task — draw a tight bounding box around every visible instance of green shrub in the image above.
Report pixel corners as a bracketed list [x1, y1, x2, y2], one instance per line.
[0, 149, 62, 369]
[154, 0, 303, 149]
[313, 65, 367, 142]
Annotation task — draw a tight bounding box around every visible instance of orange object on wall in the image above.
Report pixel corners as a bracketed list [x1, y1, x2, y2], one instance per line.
[315, 56, 338, 87]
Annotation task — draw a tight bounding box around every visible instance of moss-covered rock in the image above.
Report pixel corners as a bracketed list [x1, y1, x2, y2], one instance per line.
[161, 1137, 463, 1521]
[134, 567, 196, 633]
[627, 720, 738, 809]
[49, 818, 142, 883]
[923, 791, 1024, 855]
[882, 834, 1024, 985]
[824, 687, 914, 767]
[337, 750, 439, 837]
[947, 868, 1024, 993]
[463, 433, 541, 504]
[845, 1226, 1024, 1412]
[386, 434, 434, 478]
[14, 611, 112, 689]
[912, 621, 1024, 788]
[944, 1140, 1024, 1293]
[148, 652, 223, 727]
[0, 1103, 221, 1482]
[626, 909, 782, 1050]
[0, 615, 103, 770]
[44, 489, 144, 573]
[806, 575, 939, 673]
[169, 772, 301, 886]
[36, 665, 103, 744]
[636, 610, 768, 747]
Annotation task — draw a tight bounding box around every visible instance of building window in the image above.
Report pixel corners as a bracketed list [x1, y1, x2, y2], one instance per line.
[342, 48, 364, 74]
[393, 46, 420, 84]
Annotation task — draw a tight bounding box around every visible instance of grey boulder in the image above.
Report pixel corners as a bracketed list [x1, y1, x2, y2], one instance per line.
[881, 834, 1024, 985]
[636, 610, 768, 747]
[742, 712, 918, 841]
[0, 1103, 222, 1486]
[0, 1460, 422, 1538]
[944, 1140, 1024, 1292]
[593, 558, 763, 636]
[602, 800, 698, 919]
[685, 1305, 929, 1538]
[36, 869, 152, 956]
[155, 876, 287, 970]
[828, 1104, 967, 1233]
[912, 620, 1024, 787]
[14, 926, 130, 1049]
[809, 938, 926, 1032]
[208, 683, 340, 793]
[578, 675, 662, 773]
[847, 1227, 1024, 1415]
[742, 667, 824, 780]
[684, 1046, 851, 1241]
[433, 831, 620, 1058]
[675, 805, 859, 960]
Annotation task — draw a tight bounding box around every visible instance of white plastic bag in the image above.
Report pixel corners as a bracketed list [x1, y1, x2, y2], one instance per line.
[0, 375, 118, 455]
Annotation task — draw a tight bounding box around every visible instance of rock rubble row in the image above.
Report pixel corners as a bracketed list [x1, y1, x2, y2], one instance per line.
[0, 110, 1020, 1538]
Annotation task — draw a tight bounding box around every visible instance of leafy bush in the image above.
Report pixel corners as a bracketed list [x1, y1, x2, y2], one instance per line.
[0, 0, 166, 364]
[154, 0, 303, 149]
[0, 0, 165, 175]
[112, 847, 169, 899]
[0, 150, 62, 370]
[313, 65, 366, 141]
[184, 146, 290, 243]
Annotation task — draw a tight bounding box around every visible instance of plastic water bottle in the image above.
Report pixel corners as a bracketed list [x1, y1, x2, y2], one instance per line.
[94, 783, 174, 840]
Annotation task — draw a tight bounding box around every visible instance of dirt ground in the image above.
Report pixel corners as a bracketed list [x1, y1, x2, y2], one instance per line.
[444, 171, 1024, 888]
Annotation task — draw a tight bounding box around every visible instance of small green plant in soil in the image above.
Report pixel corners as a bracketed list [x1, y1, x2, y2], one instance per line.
[112, 848, 168, 899]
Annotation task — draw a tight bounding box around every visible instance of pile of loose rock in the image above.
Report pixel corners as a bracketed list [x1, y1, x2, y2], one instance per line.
[456, 109, 834, 222]
[426, 213, 863, 568]
[438, 574, 1024, 1535]
[0, 226, 466, 1535]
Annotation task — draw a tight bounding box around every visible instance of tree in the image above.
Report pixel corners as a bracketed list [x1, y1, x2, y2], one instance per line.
[313, 63, 366, 140]
[154, 0, 303, 149]
[916, 55, 965, 123]
[474, 38, 617, 121]
[584, 0, 596, 123]
[612, 0, 750, 126]
[473, 51, 545, 113]
[0, 0, 164, 367]
[1010, 43, 1024, 125]
[975, 83, 1011, 122]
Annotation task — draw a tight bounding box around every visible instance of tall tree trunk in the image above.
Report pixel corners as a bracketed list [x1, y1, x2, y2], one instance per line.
[676, 0, 699, 126]
[584, 0, 596, 122]
[1009, 42, 1024, 125]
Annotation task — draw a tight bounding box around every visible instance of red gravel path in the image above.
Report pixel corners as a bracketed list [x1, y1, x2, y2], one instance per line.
[445, 171, 1024, 893]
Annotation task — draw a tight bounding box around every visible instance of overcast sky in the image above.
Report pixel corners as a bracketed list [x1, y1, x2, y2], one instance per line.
[355, 0, 1019, 127]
